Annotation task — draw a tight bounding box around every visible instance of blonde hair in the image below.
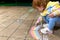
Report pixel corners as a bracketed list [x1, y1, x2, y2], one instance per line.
[32, 0, 49, 9]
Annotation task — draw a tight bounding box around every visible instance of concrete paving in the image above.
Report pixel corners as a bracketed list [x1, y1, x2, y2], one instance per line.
[0, 6, 60, 40]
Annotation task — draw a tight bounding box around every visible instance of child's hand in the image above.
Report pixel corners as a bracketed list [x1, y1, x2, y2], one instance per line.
[48, 13, 55, 18]
[35, 21, 39, 26]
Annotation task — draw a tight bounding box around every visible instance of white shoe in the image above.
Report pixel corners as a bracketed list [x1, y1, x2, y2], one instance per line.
[40, 27, 53, 34]
[43, 24, 48, 28]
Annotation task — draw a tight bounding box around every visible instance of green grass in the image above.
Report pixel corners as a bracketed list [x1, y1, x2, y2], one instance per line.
[0, 2, 32, 6]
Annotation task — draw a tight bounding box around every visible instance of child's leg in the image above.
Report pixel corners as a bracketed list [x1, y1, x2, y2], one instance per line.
[48, 17, 60, 30]
[43, 16, 59, 30]
[41, 17, 60, 34]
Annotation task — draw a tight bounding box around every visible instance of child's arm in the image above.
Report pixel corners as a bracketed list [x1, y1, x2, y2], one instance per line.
[48, 9, 60, 17]
[53, 9, 60, 16]
[35, 16, 43, 25]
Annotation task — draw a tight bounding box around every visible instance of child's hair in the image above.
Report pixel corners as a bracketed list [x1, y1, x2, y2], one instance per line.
[32, 0, 49, 9]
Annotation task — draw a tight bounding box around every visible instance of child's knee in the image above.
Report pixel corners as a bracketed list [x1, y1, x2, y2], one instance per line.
[49, 18, 57, 22]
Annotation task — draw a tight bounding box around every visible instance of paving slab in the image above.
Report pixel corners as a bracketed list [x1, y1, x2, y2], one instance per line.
[0, 6, 60, 40]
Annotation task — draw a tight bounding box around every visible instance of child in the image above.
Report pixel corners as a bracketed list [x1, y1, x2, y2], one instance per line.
[33, 0, 60, 34]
